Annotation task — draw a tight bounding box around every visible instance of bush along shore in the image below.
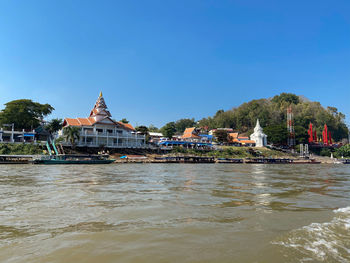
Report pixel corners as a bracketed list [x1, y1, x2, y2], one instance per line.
[169, 146, 292, 159]
[0, 143, 344, 164]
[0, 143, 43, 155]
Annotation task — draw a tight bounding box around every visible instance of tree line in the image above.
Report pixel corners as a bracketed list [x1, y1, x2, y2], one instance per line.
[1, 93, 349, 146]
[155, 93, 349, 144]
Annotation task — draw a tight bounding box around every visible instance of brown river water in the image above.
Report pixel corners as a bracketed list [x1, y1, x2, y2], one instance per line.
[0, 164, 349, 263]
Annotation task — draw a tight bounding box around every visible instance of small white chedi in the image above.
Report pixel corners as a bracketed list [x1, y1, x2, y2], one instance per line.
[250, 119, 267, 147]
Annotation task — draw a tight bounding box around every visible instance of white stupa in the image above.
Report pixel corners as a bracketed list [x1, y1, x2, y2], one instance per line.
[250, 119, 267, 147]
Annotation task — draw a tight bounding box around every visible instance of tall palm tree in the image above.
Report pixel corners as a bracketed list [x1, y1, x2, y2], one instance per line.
[63, 126, 81, 149]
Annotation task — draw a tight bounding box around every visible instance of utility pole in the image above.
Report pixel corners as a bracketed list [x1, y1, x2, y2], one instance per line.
[287, 106, 295, 148]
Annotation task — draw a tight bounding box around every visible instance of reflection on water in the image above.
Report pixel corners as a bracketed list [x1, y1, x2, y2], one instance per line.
[0, 164, 349, 262]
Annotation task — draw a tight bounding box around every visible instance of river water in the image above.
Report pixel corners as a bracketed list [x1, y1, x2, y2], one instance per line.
[0, 164, 349, 263]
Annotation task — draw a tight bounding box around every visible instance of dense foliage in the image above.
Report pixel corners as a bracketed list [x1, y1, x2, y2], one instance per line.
[196, 93, 348, 145]
[335, 145, 350, 158]
[160, 122, 176, 139]
[45, 118, 63, 134]
[0, 99, 54, 130]
[214, 130, 229, 143]
[171, 146, 290, 158]
[0, 143, 43, 155]
[63, 126, 80, 148]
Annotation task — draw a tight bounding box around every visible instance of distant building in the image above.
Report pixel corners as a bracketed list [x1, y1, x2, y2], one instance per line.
[228, 132, 256, 146]
[59, 92, 146, 148]
[158, 127, 212, 149]
[209, 128, 233, 136]
[149, 132, 164, 144]
[250, 119, 267, 147]
[182, 127, 212, 143]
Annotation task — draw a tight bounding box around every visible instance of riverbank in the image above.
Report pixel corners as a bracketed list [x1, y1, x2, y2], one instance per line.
[111, 146, 338, 164]
[0, 143, 43, 155]
[0, 144, 340, 164]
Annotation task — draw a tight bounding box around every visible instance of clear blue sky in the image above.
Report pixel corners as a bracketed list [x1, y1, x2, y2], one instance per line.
[0, 0, 349, 128]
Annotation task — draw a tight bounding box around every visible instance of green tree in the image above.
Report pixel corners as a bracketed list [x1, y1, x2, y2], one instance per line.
[119, 118, 129, 124]
[196, 93, 348, 144]
[264, 124, 288, 145]
[63, 126, 80, 149]
[45, 118, 63, 134]
[161, 122, 176, 139]
[0, 99, 54, 130]
[175, 118, 196, 133]
[336, 144, 350, 158]
[148, 124, 159, 132]
[214, 130, 229, 144]
[135, 125, 150, 142]
[271, 93, 300, 109]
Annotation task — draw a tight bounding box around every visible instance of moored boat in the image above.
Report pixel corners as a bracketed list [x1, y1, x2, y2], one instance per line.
[33, 154, 115, 164]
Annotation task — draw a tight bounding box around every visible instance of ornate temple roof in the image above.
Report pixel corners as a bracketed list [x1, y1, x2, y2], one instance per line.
[63, 92, 135, 131]
[89, 92, 112, 120]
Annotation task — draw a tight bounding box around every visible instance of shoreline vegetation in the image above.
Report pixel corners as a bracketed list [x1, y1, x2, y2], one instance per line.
[0, 143, 347, 164]
[0, 93, 349, 163]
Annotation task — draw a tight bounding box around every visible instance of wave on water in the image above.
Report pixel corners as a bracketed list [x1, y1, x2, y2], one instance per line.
[272, 207, 350, 262]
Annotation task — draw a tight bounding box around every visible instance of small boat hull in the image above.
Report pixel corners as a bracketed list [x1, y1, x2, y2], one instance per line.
[33, 159, 115, 164]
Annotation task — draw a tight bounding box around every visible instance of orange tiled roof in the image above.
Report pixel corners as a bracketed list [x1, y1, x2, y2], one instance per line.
[228, 132, 239, 138]
[182, 127, 201, 139]
[77, 118, 93, 125]
[117, 122, 135, 131]
[64, 118, 136, 131]
[64, 118, 81, 126]
[240, 140, 255, 144]
[182, 133, 201, 139]
[64, 117, 96, 127]
[183, 127, 195, 134]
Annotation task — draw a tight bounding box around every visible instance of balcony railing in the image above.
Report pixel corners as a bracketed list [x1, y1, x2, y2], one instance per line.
[62, 141, 149, 148]
[81, 131, 145, 139]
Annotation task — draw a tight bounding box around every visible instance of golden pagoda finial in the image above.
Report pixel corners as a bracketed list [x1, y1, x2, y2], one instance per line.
[99, 91, 103, 97]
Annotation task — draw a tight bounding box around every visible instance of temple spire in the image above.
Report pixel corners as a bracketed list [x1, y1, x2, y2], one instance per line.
[89, 92, 111, 121]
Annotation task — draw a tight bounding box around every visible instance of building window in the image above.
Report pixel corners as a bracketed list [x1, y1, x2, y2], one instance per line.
[96, 129, 103, 133]
[107, 129, 113, 134]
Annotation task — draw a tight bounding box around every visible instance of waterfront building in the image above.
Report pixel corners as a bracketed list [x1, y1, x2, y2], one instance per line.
[250, 119, 267, 147]
[228, 132, 256, 146]
[60, 92, 146, 148]
[157, 127, 212, 149]
[0, 127, 36, 143]
[149, 132, 164, 144]
[182, 127, 212, 143]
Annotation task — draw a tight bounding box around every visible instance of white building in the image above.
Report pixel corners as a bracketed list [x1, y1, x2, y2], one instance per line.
[250, 119, 267, 147]
[0, 127, 36, 143]
[60, 92, 146, 148]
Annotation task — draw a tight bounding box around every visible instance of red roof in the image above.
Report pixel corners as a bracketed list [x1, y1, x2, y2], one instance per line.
[117, 122, 135, 131]
[63, 118, 135, 131]
[240, 140, 255, 144]
[182, 127, 201, 139]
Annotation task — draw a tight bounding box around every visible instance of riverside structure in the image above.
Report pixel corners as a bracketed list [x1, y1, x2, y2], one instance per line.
[59, 92, 147, 149]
